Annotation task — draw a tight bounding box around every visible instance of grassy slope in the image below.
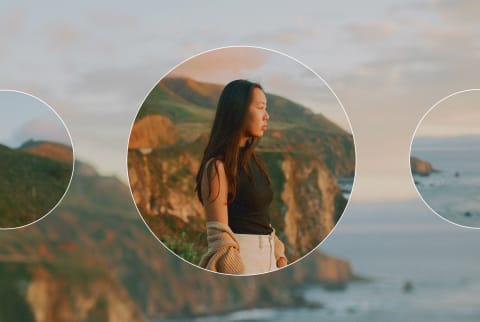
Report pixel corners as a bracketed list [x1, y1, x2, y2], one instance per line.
[135, 77, 352, 149]
[0, 144, 72, 227]
[137, 77, 348, 134]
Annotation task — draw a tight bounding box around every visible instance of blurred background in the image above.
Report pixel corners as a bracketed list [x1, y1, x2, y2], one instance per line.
[0, 1, 479, 321]
[0, 91, 73, 228]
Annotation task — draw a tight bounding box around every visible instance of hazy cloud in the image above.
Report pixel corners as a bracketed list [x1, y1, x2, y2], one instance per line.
[0, 10, 25, 58]
[427, 0, 479, 24]
[47, 22, 82, 50]
[10, 117, 71, 147]
[169, 47, 269, 84]
[262, 72, 351, 131]
[1, 10, 25, 35]
[415, 90, 480, 137]
[68, 60, 178, 118]
[347, 22, 399, 43]
[87, 11, 138, 29]
[246, 27, 322, 46]
[317, 0, 480, 201]
[2, 1, 479, 201]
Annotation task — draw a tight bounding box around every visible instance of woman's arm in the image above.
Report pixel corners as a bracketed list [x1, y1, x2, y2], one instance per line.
[274, 234, 288, 268]
[201, 159, 228, 225]
[199, 160, 245, 273]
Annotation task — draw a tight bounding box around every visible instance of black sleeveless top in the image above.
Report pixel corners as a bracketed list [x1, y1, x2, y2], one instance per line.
[228, 155, 273, 235]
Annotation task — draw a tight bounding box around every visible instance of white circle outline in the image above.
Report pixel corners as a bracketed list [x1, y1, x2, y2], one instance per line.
[0, 89, 76, 230]
[409, 88, 480, 230]
[125, 45, 358, 276]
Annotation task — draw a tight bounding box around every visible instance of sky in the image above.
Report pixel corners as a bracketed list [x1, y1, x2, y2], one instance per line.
[414, 89, 480, 138]
[0, 90, 71, 148]
[168, 46, 350, 131]
[1, 0, 479, 202]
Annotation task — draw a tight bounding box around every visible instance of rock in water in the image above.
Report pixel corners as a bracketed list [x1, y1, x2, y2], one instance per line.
[403, 280, 414, 293]
[410, 156, 433, 176]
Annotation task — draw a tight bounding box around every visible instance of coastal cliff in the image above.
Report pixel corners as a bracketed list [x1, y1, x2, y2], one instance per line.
[25, 266, 144, 322]
[280, 154, 344, 257]
[0, 161, 357, 321]
[128, 78, 354, 261]
[129, 144, 347, 260]
[128, 114, 178, 149]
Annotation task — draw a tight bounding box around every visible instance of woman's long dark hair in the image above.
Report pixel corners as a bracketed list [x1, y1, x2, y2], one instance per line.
[195, 79, 271, 204]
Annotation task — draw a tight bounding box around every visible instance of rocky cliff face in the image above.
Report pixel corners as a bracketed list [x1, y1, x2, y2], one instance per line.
[128, 115, 348, 261]
[25, 266, 144, 322]
[128, 114, 178, 149]
[280, 154, 342, 258]
[0, 162, 356, 321]
[20, 140, 73, 164]
[129, 146, 203, 223]
[263, 127, 355, 177]
[410, 156, 434, 176]
[0, 245, 145, 322]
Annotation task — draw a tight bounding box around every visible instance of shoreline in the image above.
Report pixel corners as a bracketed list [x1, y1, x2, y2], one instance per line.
[148, 278, 372, 321]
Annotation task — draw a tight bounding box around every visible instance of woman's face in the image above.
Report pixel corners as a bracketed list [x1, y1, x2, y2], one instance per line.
[244, 87, 269, 138]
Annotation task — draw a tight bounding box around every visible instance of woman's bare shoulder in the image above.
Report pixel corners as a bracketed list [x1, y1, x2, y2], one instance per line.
[201, 158, 228, 223]
[203, 158, 226, 179]
[201, 158, 228, 204]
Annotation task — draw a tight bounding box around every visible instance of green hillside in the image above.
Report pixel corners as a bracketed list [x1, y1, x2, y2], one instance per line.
[137, 78, 346, 133]
[0, 143, 72, 227]
[135, 77, 355, 176]
[138, 77, 348, 133]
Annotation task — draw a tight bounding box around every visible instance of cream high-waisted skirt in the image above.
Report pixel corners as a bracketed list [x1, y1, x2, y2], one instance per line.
[234, 232, 278, 275]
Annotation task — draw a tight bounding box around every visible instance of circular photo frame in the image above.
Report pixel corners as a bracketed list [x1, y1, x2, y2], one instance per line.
[127, 46, 356, 275]
[410, 89, 480, 229]
[0, 90, 75, 229]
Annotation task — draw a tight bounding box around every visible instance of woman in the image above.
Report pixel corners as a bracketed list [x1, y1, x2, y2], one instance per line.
[196, 79, 288, 275]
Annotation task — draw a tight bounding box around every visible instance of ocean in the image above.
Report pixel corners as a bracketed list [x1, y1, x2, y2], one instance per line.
[161, 200, 480, 322]
[337, 177, 353, 200]
[412, 136, 480, 227]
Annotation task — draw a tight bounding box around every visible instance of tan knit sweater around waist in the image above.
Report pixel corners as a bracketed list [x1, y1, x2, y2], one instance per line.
[199, 221, 287, 275]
